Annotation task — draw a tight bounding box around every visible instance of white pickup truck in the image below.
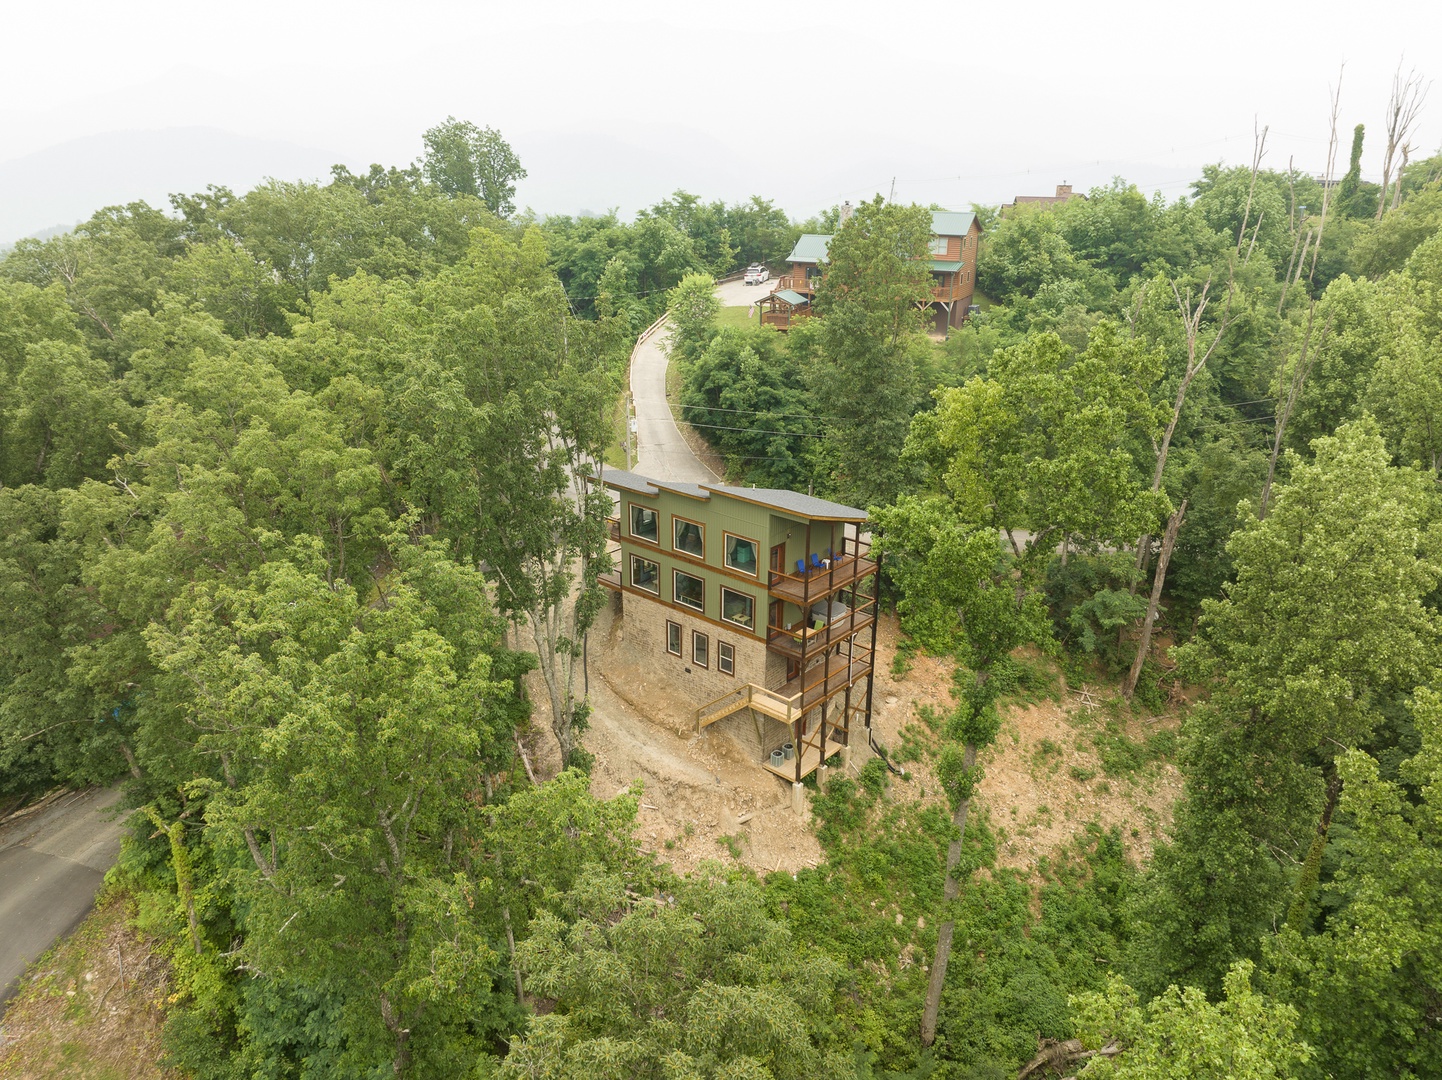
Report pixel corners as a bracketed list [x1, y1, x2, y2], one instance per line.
[743, 264, 770, 285]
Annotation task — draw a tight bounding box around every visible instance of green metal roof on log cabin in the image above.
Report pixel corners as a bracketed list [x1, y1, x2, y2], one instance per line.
[772, 209, 982, 333]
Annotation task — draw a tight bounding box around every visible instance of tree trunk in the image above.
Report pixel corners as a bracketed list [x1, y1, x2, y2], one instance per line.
[920, 741, 977, 1047]
[527, 601, 576, 768]
[379, 991, 412, 1077]
[1285, 770, 1344, 929]
[1123, 500, 1186, 700]
[143, 808, 202, 956]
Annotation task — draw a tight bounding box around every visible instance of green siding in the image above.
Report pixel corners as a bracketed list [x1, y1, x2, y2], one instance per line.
[616, 486, 857, 639]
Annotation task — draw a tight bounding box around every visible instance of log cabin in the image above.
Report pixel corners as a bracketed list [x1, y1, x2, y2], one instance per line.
[761, 208, 982, 334]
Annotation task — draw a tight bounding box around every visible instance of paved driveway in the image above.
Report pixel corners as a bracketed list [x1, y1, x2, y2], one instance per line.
[715, 276, 772, 307]
[0, 788, 127, 1006]
[631, 325, 721, 484]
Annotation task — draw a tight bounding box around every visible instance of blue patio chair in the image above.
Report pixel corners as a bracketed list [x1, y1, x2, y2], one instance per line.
[796, 558, 809, 577]
[810, 552, 825, 571]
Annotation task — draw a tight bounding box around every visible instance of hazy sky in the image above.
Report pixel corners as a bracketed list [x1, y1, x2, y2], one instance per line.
[2, 0, 1440, 239]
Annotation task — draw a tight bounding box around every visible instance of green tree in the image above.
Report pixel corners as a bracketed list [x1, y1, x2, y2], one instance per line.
[149, 539, 519, 1077]
[665, 271, 721, 367]
[503, 865, 860, 1079]
[680, 325, 820, 488]
[1132, 420, 1441, 995]
[1263, 689, 1442, 1078]
[1071, 961, 1312, 1079]
[1365, 232, 1442, 476]
[421, 116, 528, 216]
[906, 324, 1167, 580]
[874, 492, 1052, 1046]
[805, 197, 932, 505]
[390, 227, 620, 765]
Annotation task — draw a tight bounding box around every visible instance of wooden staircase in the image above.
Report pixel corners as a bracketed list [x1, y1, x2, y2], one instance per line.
[695, 683, 797, 730]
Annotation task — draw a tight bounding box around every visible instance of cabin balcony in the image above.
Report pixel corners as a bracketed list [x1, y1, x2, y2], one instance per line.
[760, 307, 811, 330]
[929, 274, 967, 303]
[766, 600, 876, 661]
[775, 274, 817, 295]
[767, 542, 877, 606]
[598, 518, 623, 588]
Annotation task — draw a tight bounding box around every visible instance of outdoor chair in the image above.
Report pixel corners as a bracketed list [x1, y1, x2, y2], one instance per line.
[796, 558, 809, 577]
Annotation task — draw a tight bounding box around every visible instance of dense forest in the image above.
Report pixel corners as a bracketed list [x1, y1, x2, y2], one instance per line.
[2, 105, 1441, 1079]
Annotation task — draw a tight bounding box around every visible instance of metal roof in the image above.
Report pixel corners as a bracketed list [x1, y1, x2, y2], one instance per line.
[787, 210, 977, 266]
[701, 484, 866, 522]
[772, 289, 810, 306]
[600, 468, 865, 522]
[652, 479, 710, 501]
[600, 468, 658, 496]
[930, 210, 978, 236]
[786, 234, 833, 263]
[929, 259, 964, 272]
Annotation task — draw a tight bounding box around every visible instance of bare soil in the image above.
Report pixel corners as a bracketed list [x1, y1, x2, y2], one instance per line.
[570, 612, 1182, 882]
[0, 894, 175, 1080]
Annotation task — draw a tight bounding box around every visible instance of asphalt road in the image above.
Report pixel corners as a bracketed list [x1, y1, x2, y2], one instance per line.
[0, 788, 127, 1007]
[631, 324, 722, 484]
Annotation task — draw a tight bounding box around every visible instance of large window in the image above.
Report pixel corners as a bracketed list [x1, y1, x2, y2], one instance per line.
[630, 504, 658, 543]
[673, 570, 704, 612]
[666, 620, 682, 656]
[721, 587, 754, 630]
[718, 641, 734, 675]
[630, 555, 659, 594]
[692, 631, 709, 668]
[673, 517, 705, 558]
[724, 533, 759, 576]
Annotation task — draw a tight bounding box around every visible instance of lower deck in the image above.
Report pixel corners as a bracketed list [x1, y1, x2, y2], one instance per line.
[761, 725, 848, 782]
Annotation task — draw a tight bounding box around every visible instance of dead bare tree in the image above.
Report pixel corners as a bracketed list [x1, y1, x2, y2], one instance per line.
[1126, 124, 1265, 597]
[1260, 75, 1344, 517]
[1376, 62, 1429, 221]
[1123, 499, 1185, 700]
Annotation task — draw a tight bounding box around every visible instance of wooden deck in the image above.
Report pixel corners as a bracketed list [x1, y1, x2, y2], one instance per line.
[768, 555, 877, 605]
[761, 727, 848, 782]
[781, 653, 872, 713]
[766, 609, 875, 660]
[695, 653, 870, 731]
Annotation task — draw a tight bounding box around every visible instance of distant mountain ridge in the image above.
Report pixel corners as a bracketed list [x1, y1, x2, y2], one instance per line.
[0, 127, 349, 245]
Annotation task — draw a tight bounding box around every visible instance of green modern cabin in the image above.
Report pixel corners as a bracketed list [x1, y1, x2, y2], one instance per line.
[594, 468, 879, 785]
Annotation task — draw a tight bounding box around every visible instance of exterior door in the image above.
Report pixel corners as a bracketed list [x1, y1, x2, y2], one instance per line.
[770, 543, 785, 582]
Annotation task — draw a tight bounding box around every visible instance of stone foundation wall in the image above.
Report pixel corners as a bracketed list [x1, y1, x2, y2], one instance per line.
[619, 594, 770, 712]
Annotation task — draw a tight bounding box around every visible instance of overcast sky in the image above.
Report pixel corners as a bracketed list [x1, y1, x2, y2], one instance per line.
[2, 0, 1439, 241]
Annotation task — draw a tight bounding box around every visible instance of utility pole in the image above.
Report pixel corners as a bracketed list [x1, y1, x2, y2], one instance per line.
[625, 393, 636, 470]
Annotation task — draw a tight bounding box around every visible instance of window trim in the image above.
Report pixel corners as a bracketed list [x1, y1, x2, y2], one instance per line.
[630, 554, 660, 595]
[691, 630, 709, 669]
[723, 531, 760, 577]
[673, 569, 705, 612]
[672, 514, 706, 559]
[717, 640, 734, 675]
[629, 502, 659, 544]
[720, 586, 755, 631]
[666, 620, 682, 657]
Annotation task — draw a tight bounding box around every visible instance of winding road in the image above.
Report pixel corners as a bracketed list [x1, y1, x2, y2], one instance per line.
[630, 278, 759, 484]
[0, 787, 127, 1006]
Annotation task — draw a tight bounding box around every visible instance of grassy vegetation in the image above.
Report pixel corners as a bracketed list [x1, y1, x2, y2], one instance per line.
[765, 757, 1137, 1073]
[603, 388, 630, 468]
[715, 304, 761, 331]
[0, 891, 173, 1080]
